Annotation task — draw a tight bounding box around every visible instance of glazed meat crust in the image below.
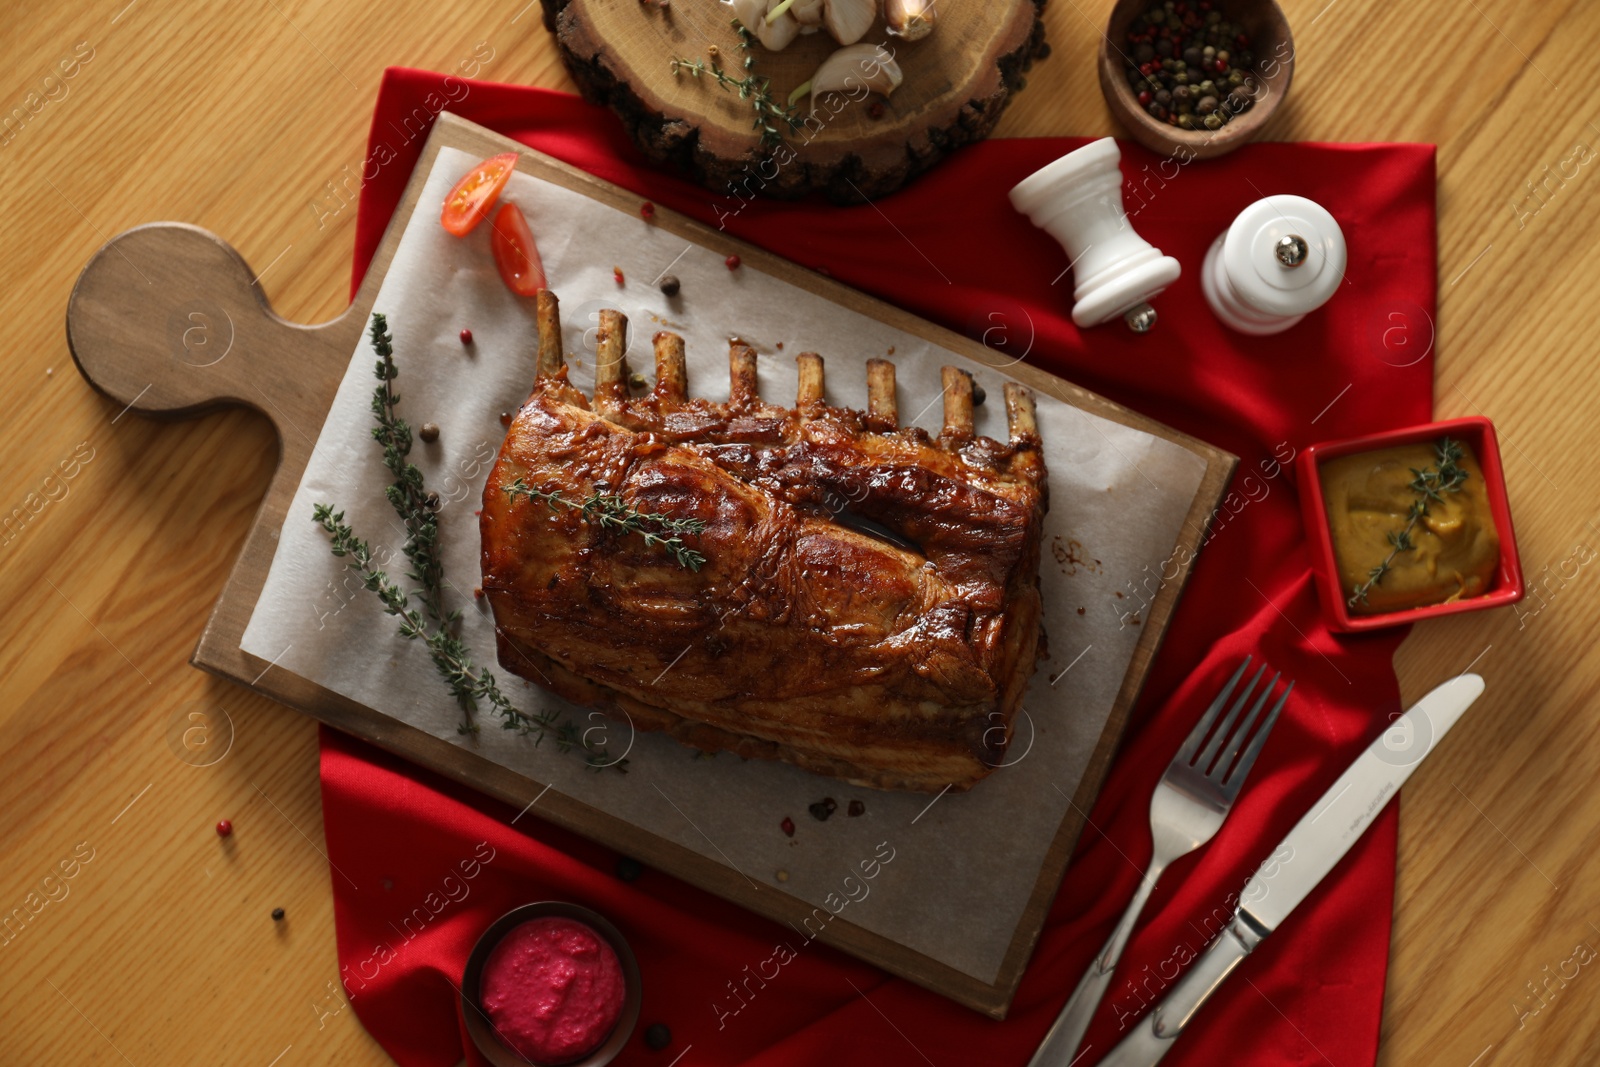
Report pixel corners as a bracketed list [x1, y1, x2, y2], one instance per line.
[480, 294, 1048, 792]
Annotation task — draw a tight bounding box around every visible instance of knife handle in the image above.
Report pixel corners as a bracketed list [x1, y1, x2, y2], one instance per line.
[1153, 912, 1265, 1036]
[1027, 866, 1165, 1067]
[1096, 912, 1268, 1067]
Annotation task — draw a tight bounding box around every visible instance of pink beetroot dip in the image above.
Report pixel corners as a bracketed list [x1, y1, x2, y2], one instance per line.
[481, 916, 625, 1064]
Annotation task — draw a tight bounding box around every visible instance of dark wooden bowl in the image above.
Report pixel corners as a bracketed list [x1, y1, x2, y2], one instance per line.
[461, 902, 642, 1067]
[1097, 0, 1293, 160]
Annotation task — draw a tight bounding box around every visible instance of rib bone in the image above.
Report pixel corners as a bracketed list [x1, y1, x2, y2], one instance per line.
[653, 331, 687, 403]
[594, 308, 628, 409]
[535, 289, 563, 378]
[729, 340, 759, 407]
[866, 358, 897, 430]
[796, 352, 824, 408]
[940, 366, 974, 437]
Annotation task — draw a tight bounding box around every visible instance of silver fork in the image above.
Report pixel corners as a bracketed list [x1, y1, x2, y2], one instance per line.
[1027, 658, 1293, 1067]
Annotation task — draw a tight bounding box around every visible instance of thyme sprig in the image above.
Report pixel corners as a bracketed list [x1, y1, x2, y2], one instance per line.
[368, 314, 446, 624]
[1347, 437, 1469, 609]
[670, 19, 803, 150]
[311, 316, 626, 772]
[504, 477, 708, 571]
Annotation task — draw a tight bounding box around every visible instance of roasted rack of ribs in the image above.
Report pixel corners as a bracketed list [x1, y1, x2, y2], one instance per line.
[480, 290, 1048, 793]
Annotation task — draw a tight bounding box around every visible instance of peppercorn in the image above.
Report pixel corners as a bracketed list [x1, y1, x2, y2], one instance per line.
[459, 328, 473, 345]
[271, 908, 285, 922]
[971, 381, 987, 406]
[644, 1023, 673, 1050]
[809, 797, 837, 821]
[1124, 2, 1252, 134]
[216, 819, 232, 837]
[659, 274, 681, 297]
[425, 491, 440, 510]
[616, 856, 644, 882]
[848, 799, 866, 817]
[419, 422, 440, 443]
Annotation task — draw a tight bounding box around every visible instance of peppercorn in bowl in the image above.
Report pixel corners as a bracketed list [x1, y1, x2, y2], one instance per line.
[1098, 0, 1294, 160]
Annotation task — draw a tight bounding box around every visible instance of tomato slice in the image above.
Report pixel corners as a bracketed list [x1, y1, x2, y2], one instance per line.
[490, 201, 547, 297]
[440, 152, 518, 237]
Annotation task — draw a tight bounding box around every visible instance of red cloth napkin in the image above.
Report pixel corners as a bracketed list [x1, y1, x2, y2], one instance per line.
[324, 68, 1436, 1067]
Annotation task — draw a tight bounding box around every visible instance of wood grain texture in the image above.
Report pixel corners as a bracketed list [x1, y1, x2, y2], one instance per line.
[544, 0, 1046, 199]
[1, 0, 1597, 1063]
[61, 111, 1232, 1019]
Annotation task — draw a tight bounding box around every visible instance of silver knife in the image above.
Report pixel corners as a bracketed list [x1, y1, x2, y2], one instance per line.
[1094, 673, 1485, 1067]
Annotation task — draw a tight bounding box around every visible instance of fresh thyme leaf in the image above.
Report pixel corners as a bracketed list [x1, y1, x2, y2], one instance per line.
[310, 317, 627, 772]
[504, 477, 708, 571]
[1347, 436, 1470, 609]
[367, 313, 446, 625]
[670, 19, 803, 151]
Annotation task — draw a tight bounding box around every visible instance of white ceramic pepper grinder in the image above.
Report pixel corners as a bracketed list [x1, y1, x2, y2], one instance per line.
[1009, 137, 1181, 333]
[1202, 195, 1347, 335]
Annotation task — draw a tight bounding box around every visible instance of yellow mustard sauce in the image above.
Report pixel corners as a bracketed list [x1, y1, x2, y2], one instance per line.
[1320, 439, 1499, 615]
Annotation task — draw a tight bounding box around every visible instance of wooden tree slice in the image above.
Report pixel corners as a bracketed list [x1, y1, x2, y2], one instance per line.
[542, 0, 1048, 201]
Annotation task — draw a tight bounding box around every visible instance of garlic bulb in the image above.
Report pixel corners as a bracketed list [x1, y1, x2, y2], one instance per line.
[823, 0, 877, 46]
[803, 43, 903, 115]
[885, 0, 935, 40]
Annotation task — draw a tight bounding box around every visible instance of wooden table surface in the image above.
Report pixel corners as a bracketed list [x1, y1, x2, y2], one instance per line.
[2, 1, 1595, 1064]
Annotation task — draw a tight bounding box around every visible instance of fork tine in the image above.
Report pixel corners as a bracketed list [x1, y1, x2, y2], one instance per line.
[1211, 671, 1279, 783]
[1222, 680, 1293, 791]
[1177, 658, 1252, 763]
[1195, 663, 1266, 773]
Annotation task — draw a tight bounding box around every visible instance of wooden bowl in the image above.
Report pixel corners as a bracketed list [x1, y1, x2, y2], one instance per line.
[461, 902, 642, 1067]
[1097, 0, 1293, 160]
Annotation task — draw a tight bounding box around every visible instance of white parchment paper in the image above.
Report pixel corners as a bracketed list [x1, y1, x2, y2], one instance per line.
[241, 146, 1209, 985]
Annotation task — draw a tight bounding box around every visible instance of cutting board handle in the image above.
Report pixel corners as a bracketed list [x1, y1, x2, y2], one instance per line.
[66, 223, 359, 447]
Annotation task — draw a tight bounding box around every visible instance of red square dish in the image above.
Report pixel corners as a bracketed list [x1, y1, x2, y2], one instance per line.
[1297, 416, 1524, 632]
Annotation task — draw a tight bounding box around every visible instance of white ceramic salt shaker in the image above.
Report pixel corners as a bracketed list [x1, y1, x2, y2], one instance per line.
[1201, 194, 1347, 335]
[1009, 137, 1181, 333]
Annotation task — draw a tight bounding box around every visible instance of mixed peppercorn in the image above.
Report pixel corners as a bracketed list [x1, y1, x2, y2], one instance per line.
[1124, 0, 1258, 132]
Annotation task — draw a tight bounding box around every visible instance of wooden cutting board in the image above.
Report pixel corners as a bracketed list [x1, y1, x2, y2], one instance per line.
[64, 111, 1234, 1018]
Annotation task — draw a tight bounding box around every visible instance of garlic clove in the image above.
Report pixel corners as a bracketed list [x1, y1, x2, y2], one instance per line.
[731, 0, 765, 29]
[823, 0, 877, 46]
[791, 0, 825, 25]
[804, 43, 903, 115]
[731, 0, 800, 50]
[885, 0, 935, 40]
[759, 0, 801, 50]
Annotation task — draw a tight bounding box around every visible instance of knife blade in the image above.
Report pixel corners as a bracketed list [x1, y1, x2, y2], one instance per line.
[1095, 673, 1485, 1067]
